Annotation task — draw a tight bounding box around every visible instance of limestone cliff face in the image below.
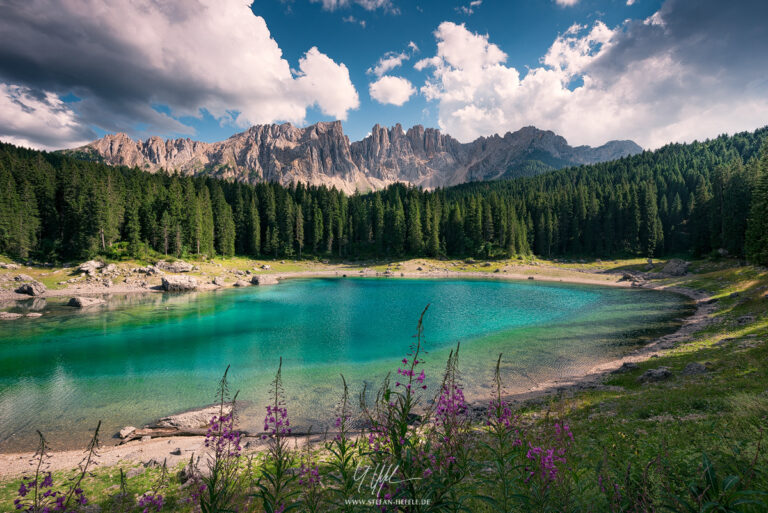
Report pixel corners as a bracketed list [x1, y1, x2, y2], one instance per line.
[70, 122, 642, 193]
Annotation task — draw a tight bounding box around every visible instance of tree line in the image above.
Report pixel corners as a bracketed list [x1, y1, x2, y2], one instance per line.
[0, 126, 767, 265]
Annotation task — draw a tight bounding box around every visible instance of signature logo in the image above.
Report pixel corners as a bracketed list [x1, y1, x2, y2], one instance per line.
[353, 462, 422, 498]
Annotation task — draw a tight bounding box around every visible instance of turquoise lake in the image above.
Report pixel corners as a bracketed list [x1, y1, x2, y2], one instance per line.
[0, 277, 693, 452]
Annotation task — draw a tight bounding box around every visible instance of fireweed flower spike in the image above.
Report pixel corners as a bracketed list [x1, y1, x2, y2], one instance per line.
[255, 357, 299, 512]
[194, 365, 244, 513]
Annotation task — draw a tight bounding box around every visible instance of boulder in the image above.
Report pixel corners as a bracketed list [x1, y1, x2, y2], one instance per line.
[261, 264, 271, 270]
[14, 274, 33, 282]
[78, 260, 104, 274]
[0, 262, 19, 270]
[0, 312, 23, 320]
[638, 367, 672, 383]
[119, 426, 136, 439]
[25, 312, 43, 318]
[212, 276, 225, 286]
[161, 275, 198, 292]
[251, 275, 278, 286]
[736, 315, 755, 325]
[611, 362, 639, 374]
[15, 281, 47, 296]
[233, 280, 249, 287]
[681, 362, 708, 375]
[662, 259, 689, 276]
[102, 263, 118, 275]
[156, 260, 194, 273]
[156, 404, 233, 430]
[67, 296, 106, 308]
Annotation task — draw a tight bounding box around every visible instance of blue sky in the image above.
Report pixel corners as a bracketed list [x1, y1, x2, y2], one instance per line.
[0, 0, 766, 150]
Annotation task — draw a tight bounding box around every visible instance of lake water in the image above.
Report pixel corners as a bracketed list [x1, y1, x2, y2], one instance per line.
[0, 277, 693, 452]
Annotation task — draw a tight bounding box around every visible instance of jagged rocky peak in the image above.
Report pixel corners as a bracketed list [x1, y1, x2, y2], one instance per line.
[68, 121, 642, 193]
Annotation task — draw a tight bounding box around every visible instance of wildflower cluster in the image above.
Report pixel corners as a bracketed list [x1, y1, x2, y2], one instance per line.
[525, 422, 574, 483]
[15, 474, 88, 513]
[263, 403, 291, 438]
[137, 493, 164, 513]
[205, 411, 242, 457]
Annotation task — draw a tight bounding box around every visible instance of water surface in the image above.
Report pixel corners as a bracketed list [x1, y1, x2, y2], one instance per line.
[0, 277, 693, 451]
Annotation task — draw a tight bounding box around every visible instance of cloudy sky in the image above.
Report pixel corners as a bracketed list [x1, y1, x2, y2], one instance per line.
[0, 0, 767, 150]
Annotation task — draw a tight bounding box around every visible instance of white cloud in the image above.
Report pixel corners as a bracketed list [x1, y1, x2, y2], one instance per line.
[311, 0, 397, 12]
[0, 0, 359, 148]
[457, 0, 483, 15]
[368, 52, 409, 77]
[342, 15, 366, 27]
[416, 10, 768, 148]
[369, 76, 416, 106]
[626, 0, 636, 5]
[555, 0, 579, 6]
[0, 84, 95, 150]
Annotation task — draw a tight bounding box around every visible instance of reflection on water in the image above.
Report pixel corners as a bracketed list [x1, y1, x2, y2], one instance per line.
[0, 278, 693, 452]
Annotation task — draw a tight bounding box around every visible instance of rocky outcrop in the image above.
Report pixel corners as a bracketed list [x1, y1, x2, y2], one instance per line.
[251, 275, 279, 286]
[662, 259, 689, 276]
[15, 281, 47, 296]
[68, 123, 642, 193]
[161, 275, 198, 292]
[78, 260, 104, 275]
[67, 296, 106, 308]
[155, 260, 195, 273]
[0, 312, 23, 320]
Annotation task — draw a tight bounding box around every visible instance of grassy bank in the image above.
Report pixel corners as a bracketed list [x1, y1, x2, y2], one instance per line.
[1, 258, 766, 511]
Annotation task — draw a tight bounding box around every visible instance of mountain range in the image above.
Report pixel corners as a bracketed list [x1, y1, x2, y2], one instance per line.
[66, 122, 643, 193]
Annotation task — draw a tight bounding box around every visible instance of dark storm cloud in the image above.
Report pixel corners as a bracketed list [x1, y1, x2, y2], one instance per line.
[588, 0, 768, 93]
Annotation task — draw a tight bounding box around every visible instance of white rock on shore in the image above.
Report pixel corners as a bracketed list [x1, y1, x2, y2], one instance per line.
[161, 275, 198, 291]
[251, 275, 278, 286]
[67, 296, 106, 308]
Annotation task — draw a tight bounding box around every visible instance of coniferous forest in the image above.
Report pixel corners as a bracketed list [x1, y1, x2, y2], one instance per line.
[1, 126, 767, 265]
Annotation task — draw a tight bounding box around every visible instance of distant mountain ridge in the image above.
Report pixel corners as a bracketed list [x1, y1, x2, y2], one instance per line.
[67, 121, 642, 193]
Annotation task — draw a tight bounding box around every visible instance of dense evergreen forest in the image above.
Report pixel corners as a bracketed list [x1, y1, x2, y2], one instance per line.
[1, 127, 767, 265]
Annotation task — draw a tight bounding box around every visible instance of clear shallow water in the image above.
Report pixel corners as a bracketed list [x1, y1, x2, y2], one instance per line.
[0, 278, 693, 452]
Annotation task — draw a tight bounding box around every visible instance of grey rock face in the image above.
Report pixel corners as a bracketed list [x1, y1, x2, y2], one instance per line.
[70, 123, 642, 193]
[161, 275, 198, 292]
[15, 281, 47, 296]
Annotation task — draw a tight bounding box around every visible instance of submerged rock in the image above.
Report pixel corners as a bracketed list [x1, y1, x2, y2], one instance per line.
[15, 281, 47, 296]
[67, 296, 106, 308]
[0, 312, 23, 320]
[161, 275, 198, 292]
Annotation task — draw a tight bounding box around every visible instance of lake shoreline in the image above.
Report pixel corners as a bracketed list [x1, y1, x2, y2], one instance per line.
[0, 263, 708, 477]
[0, 260, 636, 305]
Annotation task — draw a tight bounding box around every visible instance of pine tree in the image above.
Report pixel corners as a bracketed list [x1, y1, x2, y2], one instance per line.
[406, 198, 423, 254]
[295, 205, 304, 258]
[745, 142, 768, 265]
